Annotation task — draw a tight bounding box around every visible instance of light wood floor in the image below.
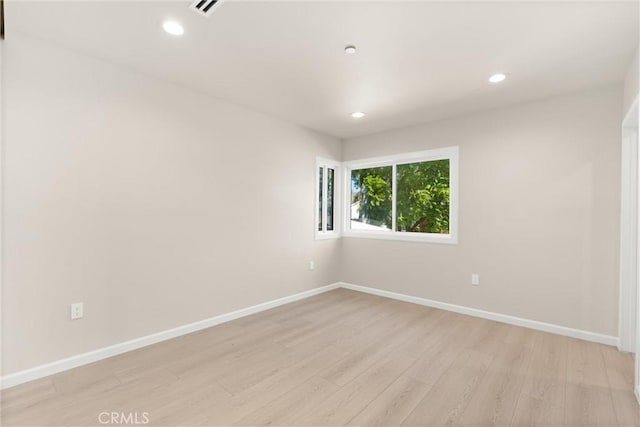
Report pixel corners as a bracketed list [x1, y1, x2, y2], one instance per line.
[2, 288, 638, 426]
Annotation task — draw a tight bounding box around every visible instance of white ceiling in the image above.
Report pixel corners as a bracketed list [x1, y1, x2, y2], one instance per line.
[6, 1, 639, 138]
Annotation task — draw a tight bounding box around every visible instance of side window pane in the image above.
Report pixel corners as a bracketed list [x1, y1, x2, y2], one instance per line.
[396, 159, 450, 234]
[327, 168, 334, 231]
[318, 167, 323, 231]
[350, 166, 392, 231]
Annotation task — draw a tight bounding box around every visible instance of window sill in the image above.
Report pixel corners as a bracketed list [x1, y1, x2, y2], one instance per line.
[315, 232, 341, 240]
[342, 231, 458, 245]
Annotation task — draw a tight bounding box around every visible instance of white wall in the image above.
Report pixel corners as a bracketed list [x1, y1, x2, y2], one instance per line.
[2, 33, 341, 375]
[341, 86, 623, 337]
[624, 48, 639, 116]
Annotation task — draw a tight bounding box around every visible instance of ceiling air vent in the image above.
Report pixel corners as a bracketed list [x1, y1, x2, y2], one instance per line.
[190, 0, 225, 17]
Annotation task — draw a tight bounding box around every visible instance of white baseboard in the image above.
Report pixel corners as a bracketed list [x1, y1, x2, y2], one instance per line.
[0, 283, 340, 390]
[339, 282, 619, 347]
[1, 280, 622, 390]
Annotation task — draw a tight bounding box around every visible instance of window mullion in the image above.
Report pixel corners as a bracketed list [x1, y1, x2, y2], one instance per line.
[392, 163, 397, 232]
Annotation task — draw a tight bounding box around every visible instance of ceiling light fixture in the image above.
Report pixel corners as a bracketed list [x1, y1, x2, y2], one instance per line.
[163, 21, 185, 36]
[344, 45, 357, 54]
[351, 112, 365, 119]
[488, 73, 507, 83]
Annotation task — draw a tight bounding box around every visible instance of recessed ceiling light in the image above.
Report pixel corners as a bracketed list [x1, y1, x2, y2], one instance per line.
[488, 73, 507, 83]
[163, 21, 184, 36]
[344, 45, 357, 54]
[351, 112, 365, 119]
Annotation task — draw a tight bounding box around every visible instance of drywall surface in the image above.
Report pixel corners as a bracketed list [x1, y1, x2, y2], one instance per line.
[624, 47, 639, 115]
[2, 33, 341, 374]
[342, 86, 623, 336]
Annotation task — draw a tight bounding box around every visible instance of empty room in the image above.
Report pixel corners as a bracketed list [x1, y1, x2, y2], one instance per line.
[1, 0, 639, 426]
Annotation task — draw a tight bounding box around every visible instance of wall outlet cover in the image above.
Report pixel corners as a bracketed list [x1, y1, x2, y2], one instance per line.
[70, 302, 83, 320]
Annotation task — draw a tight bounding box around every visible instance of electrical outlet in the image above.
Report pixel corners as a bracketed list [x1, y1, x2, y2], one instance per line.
[70, 302, 83, 320]
[309, 261, 315, 271]
[471, 274, 480, 286]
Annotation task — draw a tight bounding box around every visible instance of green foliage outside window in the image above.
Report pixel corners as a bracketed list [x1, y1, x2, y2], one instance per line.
[351, 167, 393, 228]
[396, 159, 449, 233]
[350, 159, 450, 234]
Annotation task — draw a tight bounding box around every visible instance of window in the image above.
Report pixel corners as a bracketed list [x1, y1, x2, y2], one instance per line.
[343, 146, 458, 243]
[316, 158, 340, 239]
[350, 166, 393, 231]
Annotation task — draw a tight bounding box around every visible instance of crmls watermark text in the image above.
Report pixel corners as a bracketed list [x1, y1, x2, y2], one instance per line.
[98, 411, 150, 425]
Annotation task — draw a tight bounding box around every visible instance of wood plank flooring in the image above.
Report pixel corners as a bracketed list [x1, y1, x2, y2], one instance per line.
[2, 288, 638, 426]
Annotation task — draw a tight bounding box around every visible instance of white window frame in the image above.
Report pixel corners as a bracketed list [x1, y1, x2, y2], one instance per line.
[315, 157, 341, 240]
[342, 146, 459, 244]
